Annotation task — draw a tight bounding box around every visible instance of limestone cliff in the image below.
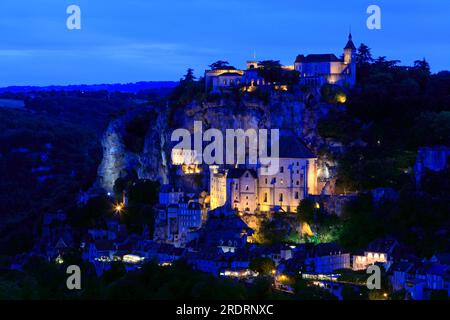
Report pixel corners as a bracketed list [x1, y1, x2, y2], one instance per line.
[96, 91, 342, 194]
[97, 108, 169, 192]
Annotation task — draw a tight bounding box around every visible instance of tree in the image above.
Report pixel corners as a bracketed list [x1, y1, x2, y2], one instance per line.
[356, 43, 374, 82]
[209, 60, 232, 70]
[356, 43, 374, 66]
[181, 68, 196, 83]
[259, 60, 282, 68]
[247, 277, 273, 300]
[256, 60, 299, 86]
[341, 285, 368, 300]
[373, 56, 400, 70]
[296, 198, 316, 224]
[127, 179, 160, 206]
[249, 257, 276, 276]
[102, 262, 126, 284]
[414, 58, 431, 75]
[412, 111, 450, 146]
[338, 194, 384, 250]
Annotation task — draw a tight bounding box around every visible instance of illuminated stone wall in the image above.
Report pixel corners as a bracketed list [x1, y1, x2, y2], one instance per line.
[209, 166, 228, 211]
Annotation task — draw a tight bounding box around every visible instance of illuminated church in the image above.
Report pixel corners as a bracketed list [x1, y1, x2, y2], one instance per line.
[209, 136, 318, 214]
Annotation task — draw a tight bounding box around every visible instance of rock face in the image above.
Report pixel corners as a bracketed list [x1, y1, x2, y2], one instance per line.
[97, 109, 169, 193]
[96, 91, 342, 194]
[174, 93, 306, 136]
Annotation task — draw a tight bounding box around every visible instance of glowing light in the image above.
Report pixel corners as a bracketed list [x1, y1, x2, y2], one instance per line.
[159, 262, 172, 267]
[336, 93, 347, 103]
[123, 254, 144, 264]
[278, 274, 288, 282]
[114, 202, 124, 213]
[301, 222, 314, 237]
[55, 255, 64, 264]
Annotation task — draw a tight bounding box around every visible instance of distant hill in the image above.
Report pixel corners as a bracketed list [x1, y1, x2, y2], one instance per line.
[0, 81, 179, 93]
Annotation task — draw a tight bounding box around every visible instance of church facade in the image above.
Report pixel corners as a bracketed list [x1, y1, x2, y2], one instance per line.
[209, 136, 318, 213]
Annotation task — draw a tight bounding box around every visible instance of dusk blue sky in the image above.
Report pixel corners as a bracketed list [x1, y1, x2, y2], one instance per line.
[0, 0, 449, 86]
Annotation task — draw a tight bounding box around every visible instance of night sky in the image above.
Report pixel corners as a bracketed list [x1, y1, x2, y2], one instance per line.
[0, 0, 449, 86]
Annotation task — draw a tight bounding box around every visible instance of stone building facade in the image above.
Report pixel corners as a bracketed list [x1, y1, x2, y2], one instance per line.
[209, 136, 318, 213]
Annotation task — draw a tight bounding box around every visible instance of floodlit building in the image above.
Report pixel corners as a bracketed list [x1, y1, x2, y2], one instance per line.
[305, 243, 351, 274]
[294, 33, 357, 87]
[209, 135, 318, 213]
[352, 237, 398, 271]
[205, 34, 357, 92]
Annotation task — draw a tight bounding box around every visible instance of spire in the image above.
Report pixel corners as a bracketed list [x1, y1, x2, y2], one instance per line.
[344, 32, 356, 50]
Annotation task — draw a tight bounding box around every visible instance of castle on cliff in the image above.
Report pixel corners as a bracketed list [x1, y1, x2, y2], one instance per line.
[205, 33, 357, 93]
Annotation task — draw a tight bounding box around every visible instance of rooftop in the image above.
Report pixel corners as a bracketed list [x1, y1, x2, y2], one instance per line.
[295, 54, 340, 63]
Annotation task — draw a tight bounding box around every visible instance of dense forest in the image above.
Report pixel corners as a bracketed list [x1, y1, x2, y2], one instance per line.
[317, 44, 450, 256]
[0, 89, 167, 255]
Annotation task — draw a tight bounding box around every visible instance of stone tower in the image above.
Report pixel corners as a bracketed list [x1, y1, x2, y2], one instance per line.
[344, 33, 357, 65]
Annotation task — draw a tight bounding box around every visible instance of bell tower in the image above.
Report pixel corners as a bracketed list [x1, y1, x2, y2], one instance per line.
[344, 33, 356, 65]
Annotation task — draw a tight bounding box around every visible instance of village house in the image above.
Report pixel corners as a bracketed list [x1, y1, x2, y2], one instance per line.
[305, 243, 351, 274]
[390, 260, 450, 300]
[155, 187, 208, 247]
[159, 184, 184, 205]
[352, 237, 399, 271]
[187, 210, 253, 254]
